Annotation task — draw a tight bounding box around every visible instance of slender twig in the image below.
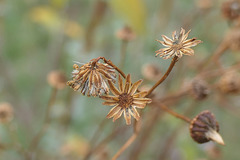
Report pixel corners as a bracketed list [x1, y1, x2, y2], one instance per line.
[119, 40, 128, 69]
[159, 104, 191, 123]
[146, 56, 178, 97]
[112, 120, 140, 160]
[29, 87, 58, 151]
[95, 57, 126, 78]
[198, 41, 229, 72]
[83, 126, 127, 160]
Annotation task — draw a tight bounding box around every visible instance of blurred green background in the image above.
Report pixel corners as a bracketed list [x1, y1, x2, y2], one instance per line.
[0, 0, 240, 159]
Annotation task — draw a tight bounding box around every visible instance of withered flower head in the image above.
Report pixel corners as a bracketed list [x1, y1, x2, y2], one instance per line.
[218, 70, 240, 94]
[100, 74, 152, 125]
[155, 28, 202, 59]
[0, 103, 14, 123]
[190, 79, 210, 100]
[67, 59, 116, 97]
[221, 0, 240, 21]
[47, 70, 67, 89]
[189, 110, 224, 145]
[116, 26, 136, 41]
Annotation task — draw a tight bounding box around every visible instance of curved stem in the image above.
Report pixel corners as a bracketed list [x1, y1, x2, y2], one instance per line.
[119, 40, 128, 69]
[159, 104, 191, 123]
[146, 56, 178, 97]
[98, 57, 126, 78]
[112, 120, 140, 160]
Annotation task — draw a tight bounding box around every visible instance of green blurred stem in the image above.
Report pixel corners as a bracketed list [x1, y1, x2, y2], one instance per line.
[29, 87, 58, 151]
[119, 40, 128, 69]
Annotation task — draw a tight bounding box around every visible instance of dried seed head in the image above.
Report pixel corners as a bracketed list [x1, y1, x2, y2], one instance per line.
[67, 59, 117, 97]
[116, 26, 136, 41]
[218, 70, 240, 94]
[190, 79, 210, 100]
[141, 63, 161, 81]
[225, 27, 240, 51]
[100, 74, 151, 125]
[196, 0, 213, 10]
[221, 0, 240, 21]
[0, 103, 14, 123]
[189, 110, 224, 145]
[47, 70, 67, 89]
[155, 28, 202, 59]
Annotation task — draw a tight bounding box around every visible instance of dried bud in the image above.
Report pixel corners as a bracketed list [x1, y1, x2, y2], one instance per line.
[116, 26, 136, 41]
[67, 59, 116, 97]
[141, 63, 161, 81]
[189, 110, 224, 145]
[0, 103, 14, 123]
[221, 0, 240, 21]
[190, 79, 210, 100]
[47, 71, 67, 89]
[218, 70, 240, 94]
[196, 0, 213, 10]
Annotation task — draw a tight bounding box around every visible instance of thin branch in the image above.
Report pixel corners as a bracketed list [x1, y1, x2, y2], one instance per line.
[159, 104, 191, 123]
[112, 120, 140, 160]
[119, 40, 128, 69]
[146, 56, 178, 97]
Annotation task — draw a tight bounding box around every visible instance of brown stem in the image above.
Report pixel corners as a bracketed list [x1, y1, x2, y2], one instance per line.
[112, 120, 140, 160]
[83, 126, 127, 160]
[159, 104, 191, 123]
[98, 57, 126, 78]
[119, 40, 128, 69]
[29, 87, 58, 151]
[146, 56, 178, 97]
[198, 41, 229, 72]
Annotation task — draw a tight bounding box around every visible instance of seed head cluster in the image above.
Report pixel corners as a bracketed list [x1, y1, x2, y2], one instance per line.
[67, 60, 116, 97]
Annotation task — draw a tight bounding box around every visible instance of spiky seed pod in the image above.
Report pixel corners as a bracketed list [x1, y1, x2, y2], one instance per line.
[190, 79, 210, 100]
[221, 0, 240, 21]
[189, 110, 224, 145]
[0, 103, 14, 123]
[116, 26, 136, 41]
[47, 70, 67, 89]
[155, 28, 202, 59]
[218, 70, 240, 94]
[67, 60, 116, 97]
[141, 63, 161, 81]
[100, 74, 152, 125]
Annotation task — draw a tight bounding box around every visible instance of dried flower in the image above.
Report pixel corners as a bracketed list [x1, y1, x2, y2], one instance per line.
[155, 28, 202, 59]
[221, 0, 240, 21]
[189, 110, 224, 145]
[141, 63, 161, 81]
[67, 59, 116, 97]
[116, 26, 136, 41]
[218, 70, 240, 94]
[100, 74, 152, 125]
[47, 70, 67, 89]
[0, 103, 14, 123]
[190, 79, 210, 100]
